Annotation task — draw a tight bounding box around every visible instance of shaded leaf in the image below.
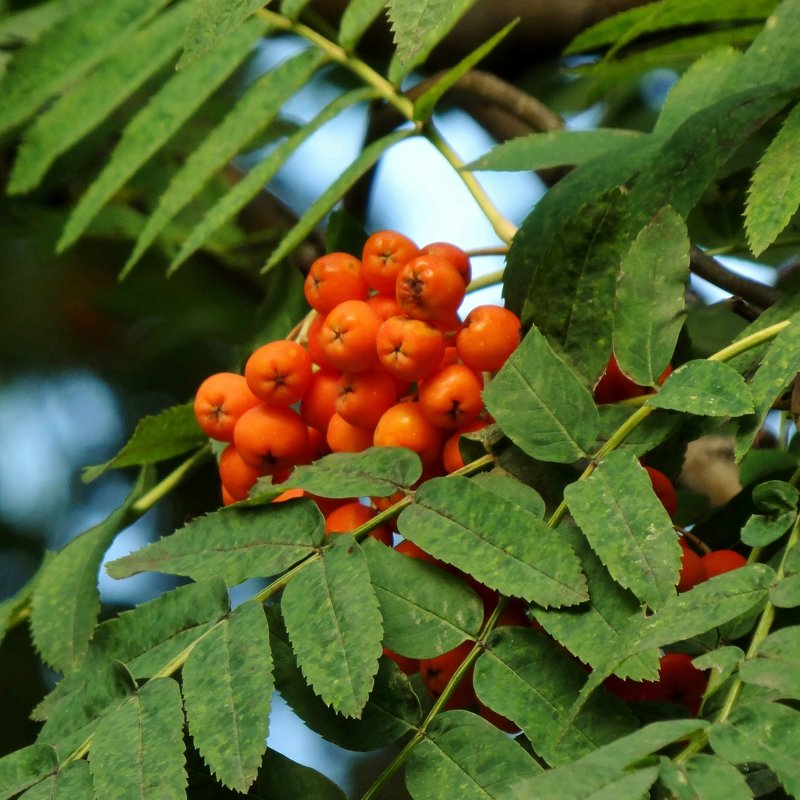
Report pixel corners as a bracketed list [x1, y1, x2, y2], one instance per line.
[413, 19, 517, 121]
[282, 535, 383, 717]
[660, 753, 752, 800]
[746, 101, 800, 255]
[30, 469, 150, 673]
[0, 557, 49, 649]
[483, 324, 599, 463]
[183, 601, 272, 792]
[467, 129, 644, 172]
[0, 0, 170, 134]
[646, 360, 754, 417]
[8, 3, 194, 194]
[406, 710, 542, 799]
[57, 16, 267, 252]
[180, 0, 270, 68]
[339, 0, 386, 50]
[363, 537, 482, 659]
[564, 450, 681, 610]
[770, 543, 800, 608]
[106, 500, 324, 585]
[123, 48, 325, 275]
[267, 606, 420, 748]
[398, 476, 587, 607]
[739, 626, 800, 698]
[595, 405, 680, 457]
[281, 446, 421, 498]
[83, 403, 206, 482]
[0, 745, 58, 800]
[710, 702, 800, 798]
[90, 678, 186, 800]
[171, 88, 376, 273]
[474, 627, 637, 766]
[532, 524, 661, 681]
[18, 762, 93, 800]
[736, 314, 800, 458]
[741, 480, 798, 546]
[693, 646, 745, 696]
[264, 129, 413, 272]
[0, 0, 96, 45]
[250, 750, 346, 799]
[614, 206, 689, 386]
[386, 0, 479, 84]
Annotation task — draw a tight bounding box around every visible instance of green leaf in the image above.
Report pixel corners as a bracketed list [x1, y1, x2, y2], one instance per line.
[0, 0, 170, 135]
[179, 0, 271, 68]
[710, 702, 800, 798]
[565, 450, 681, 611]
[532, 524, 661, 681]
[471, 472, 546, 518]
[0, 557, 48, 648]
[405, 710, 542, 799]
[646, 360, 754, 417]
[595, 405, 680, 457]
[123, 48, 325, 276]
[282, 535, 383, 717]
[170, 87, 375, 273]
[0, 0, 96, 45]
[483, 324, 599, 463]
[513, 719, 708, 799]
[57, 16, 267, 252]
[83, 403, 206, 483]
[362, 537, 483, 658]
[90, 678, 186, 800]
[474, 626, 637, 766]
[0, 744, 58, 800]
[466, 129, 645, 172]
[251, 750, 346, 799]
[736, 314, 800, 459]
[8, 2, 194, 194]
[613, 206, 689, 386]
[693, 646, 745, 695]
[17, 762, 93, 800]
[267, 606, 421, 749]
[386, 0, 479, 84]
[106, 500, 325, 585]
[30, 469, 150, 673]
[771, 543, 800, 607]
[183, 601, 272, 792]
[413, 19, 517, 121]
[566, 0, 775, 54]
[264, 128, 413, 272]
[655, 47, 744, 137]
[741, 480, 798, 546]
[33, 578, 230, 721]
[739, 626, 800, 698]
[281, 446, 422, 498]
[398, 476, 587, 608]
[658, 753, 752, 800]
[519, 187, 631, 385]
[338, 0, 387, 50]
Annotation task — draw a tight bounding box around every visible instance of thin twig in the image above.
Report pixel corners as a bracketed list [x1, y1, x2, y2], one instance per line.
[690, 245, 778, 309]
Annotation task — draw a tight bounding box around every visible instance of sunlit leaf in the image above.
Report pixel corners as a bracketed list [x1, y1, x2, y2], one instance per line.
[658, 753, 752, 800]
[739, 626, 800, 698]
[0, 744, 58, 800]
[17, 762, 93, 800]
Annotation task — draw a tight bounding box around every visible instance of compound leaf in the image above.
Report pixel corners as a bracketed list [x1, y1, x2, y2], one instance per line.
[90, 678, 186, 800]
[281, 536, 383, 717]
[398, 476, 587, 608]
[106, 500, 325, 585]
[405, 710, 542, 799]
[251, 750, 346, 799]
[658, 753, 752, 800]
[338, 0, 386, 50]
[183, 601, 273, 792]
[17, 762, 93, 800]
[483, 324, 599, 464]
[739, 626, 800, 698]
[0, 744, 58, 800]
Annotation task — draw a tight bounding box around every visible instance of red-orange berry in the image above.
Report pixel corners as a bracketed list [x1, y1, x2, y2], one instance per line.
[300, 369, 341, 432]
[396, 254, 466, 323]
[362, 230, 419, 295]
[233, 404, 310, 472]
[366, 293, 404, 320]
[319, 300, 383, 373]
[325, 501, 393, 546]
[244, 339, 312, 406]
[373, 402, 445, 468]
[644, 466, 678, 519]
[677, 539, 706, 592]
[702, 549, 747, 578]
[326, 412, 375, 453]
[442, 419, 489, 473]
[419, 241, 471, 284]
[419, 642, 477, 710]
[219, 443, 267, 501]
[336, 368, 398, 430]
[456, 305, 521, 372]
[194, 372, 261, 442]
[418, 363, 484, 430]
[304, 252, 368, 315]
[376, 315, 446, 382]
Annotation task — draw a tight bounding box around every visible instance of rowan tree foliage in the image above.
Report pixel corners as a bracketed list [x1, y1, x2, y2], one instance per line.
[1, 0, 800, 798]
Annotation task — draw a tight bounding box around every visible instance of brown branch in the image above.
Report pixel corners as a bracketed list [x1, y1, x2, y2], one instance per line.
[689, 245, 779, 310]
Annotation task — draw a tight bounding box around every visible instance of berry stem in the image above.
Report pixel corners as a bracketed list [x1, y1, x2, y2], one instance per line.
[466, 269, 504, 294]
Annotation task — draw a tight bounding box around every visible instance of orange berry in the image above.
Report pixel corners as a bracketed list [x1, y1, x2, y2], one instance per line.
[362, 230, 419, 295]
[419, 642, 477, 710]
[376, 315, 446, 382]
[644, 466, 678, 519]
[219, 443, 267, 501]
[418, 363, 484, 430]
[396, 254, 466, 323]
[326, 412, 375, 453]
[244, 339, 312, 406]
[442, 420, 489, 473]
[419, 241, 471, 284]
[194, 372, 261, 442]
[306, 315, 335, 370]
[233, 404, 310, 472]
[300, 369, 341, 432]
[307, 425, 329, 461]
[702, 549, 747, 578]
[336, 368, 398, 430]
[456, 305, 521, 372]
[373, 402, 445, 468]
[221, 485, 237, 506]
[383, 647, 419, 675]
[677, 539, 706, 592]
[319, 300, 383, 373]
[366, 293, 404, 320]
[272, 487, 305, 503]
[325, 501, 393, 546]
[304, 252, 368, 315]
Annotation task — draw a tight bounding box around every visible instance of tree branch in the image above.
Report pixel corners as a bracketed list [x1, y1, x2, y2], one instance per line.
[690, 245, 778, 310]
